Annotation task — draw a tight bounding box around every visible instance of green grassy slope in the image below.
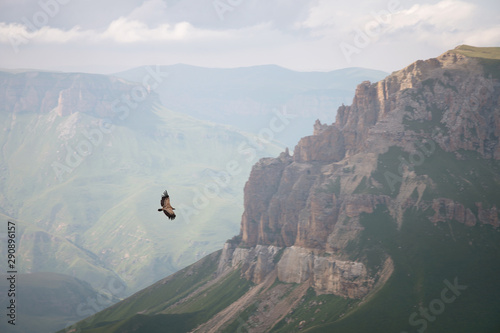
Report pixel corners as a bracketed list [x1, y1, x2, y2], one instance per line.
[452, 45, 500, 60]
[56, 252, 218, 332]
[452, 45, 500, 79]
[60, 251, 254, 333]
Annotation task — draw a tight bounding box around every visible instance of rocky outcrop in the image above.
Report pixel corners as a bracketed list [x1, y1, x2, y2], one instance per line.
[240, 152, 295, 246]
[293, 125, 345, 163]
[277, 246, 372, 298]
[225, 46, 500, 302]
[239, 46, 500, 250]
[218, 242, 373, 299]
[218, 244, 282, 284]
[295, 48, 500, 160]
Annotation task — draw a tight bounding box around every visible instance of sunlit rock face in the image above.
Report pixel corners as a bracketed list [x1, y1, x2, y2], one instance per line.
[222, 47, 500, 299]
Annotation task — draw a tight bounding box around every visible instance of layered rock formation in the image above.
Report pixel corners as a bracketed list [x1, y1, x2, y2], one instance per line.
[218, 45, 500, 300]
[276, 246, 372, 298]
[217, 242, 374, 298]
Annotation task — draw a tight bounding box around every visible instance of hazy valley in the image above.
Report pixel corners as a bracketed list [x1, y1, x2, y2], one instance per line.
[0, 64, 386, 332]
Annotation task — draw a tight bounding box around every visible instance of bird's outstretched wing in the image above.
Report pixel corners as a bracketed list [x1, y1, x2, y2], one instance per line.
[159, 190, 176, 220]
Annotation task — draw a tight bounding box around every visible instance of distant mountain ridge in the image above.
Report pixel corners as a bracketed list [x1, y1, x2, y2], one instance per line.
[115, 64, 388, 147]
[65, 45, 500, 333]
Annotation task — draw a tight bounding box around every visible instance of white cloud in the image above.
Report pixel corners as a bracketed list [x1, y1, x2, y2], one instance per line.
[1, 0, 493, 47]
[101, 18, 193, 43]
[0, 0, 499, 73]
[0, 18, 229, 45]
[0, 22, 91, 44]
[0, 14, 286, 49]
[462, 25, 500, 46]
[0, 22, 24, 43]
[299, 0, 481, 37]
[385, 1, 500, 49]
[391, 0, 477, 31]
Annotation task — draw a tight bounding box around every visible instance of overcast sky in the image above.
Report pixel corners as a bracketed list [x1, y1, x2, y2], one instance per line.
[0, 0, 499, 74]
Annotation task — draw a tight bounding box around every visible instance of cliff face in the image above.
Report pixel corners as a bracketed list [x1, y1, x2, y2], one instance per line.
[220, 45, 500, 300]
[240, 47, 500, 249]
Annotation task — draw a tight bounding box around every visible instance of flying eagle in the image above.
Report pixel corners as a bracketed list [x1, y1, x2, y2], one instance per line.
[158, 190, 176, 220]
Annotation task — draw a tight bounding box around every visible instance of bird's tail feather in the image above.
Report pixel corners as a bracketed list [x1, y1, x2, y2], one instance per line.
[158, 208, 162, 212]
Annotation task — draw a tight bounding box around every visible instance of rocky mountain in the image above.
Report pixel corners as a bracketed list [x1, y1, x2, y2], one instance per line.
[238, 45, 500, 250]
[64, 45, 500, 333]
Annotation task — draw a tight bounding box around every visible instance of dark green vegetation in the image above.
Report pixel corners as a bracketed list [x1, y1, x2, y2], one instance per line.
[220, 302, 259, 333]
[325, 143, 500, 333]
[416, 147, 500, 209]
[305, 207, 500, 333]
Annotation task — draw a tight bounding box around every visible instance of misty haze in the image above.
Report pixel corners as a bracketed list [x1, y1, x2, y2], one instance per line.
[0, 1, 500, 333]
